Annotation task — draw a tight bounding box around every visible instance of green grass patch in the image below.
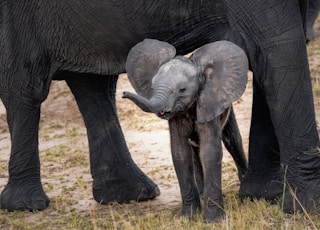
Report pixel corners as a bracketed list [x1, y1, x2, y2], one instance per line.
[313, 85, 320, 92]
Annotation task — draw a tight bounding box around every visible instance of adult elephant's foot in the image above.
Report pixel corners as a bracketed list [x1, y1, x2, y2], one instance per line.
[239, 166, 284, 202]
[282, 182, 320, 214]
[282, 152, 320, 213]
[92, 163, 160, 204]
[0, 180, 50, 211]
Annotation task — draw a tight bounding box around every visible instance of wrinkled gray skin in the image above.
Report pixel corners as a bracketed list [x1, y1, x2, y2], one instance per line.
[1, 0, 320, 220]
[123, 40, 249, 222]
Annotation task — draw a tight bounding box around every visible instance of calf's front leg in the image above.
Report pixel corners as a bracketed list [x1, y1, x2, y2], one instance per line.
[197, 118, 225, 223]
[169, 116, 201, 219]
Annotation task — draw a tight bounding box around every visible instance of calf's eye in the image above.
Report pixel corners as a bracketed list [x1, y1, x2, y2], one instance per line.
[179, 88, 186, 93]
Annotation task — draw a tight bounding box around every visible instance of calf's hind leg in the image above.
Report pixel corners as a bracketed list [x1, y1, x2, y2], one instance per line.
[221, 107, 248, 181]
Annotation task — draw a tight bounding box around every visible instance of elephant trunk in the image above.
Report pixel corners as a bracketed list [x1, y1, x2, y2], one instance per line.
[122, 91, 163, 114]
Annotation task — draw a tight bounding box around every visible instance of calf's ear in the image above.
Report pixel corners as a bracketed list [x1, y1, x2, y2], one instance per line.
[191, 41, 249, 123]
[126, 39, 176, 99]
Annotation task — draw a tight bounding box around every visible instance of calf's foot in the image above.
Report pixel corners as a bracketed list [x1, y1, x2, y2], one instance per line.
[203, 203, 225, 223]
[176, 200, 202, 220]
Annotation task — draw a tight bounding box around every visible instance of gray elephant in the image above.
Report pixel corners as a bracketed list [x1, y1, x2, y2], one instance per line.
[123, 39, 248, 222]
[1, 0, 320, 215]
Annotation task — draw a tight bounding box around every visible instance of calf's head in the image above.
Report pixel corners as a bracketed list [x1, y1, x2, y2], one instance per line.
[123, 39, 249, 123]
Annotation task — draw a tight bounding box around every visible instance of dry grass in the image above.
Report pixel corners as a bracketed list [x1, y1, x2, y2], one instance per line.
[1, 192, 320, 229]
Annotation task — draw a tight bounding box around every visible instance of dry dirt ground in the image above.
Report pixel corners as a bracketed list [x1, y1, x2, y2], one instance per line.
[0, 45, 319, 222]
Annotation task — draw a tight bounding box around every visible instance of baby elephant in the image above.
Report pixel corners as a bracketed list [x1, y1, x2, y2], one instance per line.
[123, 39, 248, 222]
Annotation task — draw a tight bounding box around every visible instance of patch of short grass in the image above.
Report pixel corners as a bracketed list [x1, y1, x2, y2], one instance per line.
[1, 189, 320, 230]
[0, 114, 8, 133]
[0, 161, 8, 177]
[314, 84, 320, 92]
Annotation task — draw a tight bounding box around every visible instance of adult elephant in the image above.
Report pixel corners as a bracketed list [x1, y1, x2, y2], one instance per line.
[0, 1, 319, 214]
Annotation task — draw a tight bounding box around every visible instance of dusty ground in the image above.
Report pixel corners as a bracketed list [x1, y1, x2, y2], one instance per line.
[0, 43, 319, 221]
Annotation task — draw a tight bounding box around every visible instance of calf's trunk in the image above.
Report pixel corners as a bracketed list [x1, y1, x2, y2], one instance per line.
[122, 91, 161, 113]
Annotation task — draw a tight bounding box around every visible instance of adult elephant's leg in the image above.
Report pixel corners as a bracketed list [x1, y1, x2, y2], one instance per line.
[263, 39, 320, 213]
[227, 0, 320, 212]
[0, 94, 50, 211]
[65, 74, 159, 204]
[239, 79, 283, 201]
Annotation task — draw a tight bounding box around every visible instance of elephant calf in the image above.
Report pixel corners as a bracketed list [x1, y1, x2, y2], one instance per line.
[123, 39, 249, 222]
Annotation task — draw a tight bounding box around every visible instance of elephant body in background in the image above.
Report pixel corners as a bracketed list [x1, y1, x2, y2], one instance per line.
[307, 0, 320, 41]
[123, 40, 249, 222]
[1, 0, 320, 215]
